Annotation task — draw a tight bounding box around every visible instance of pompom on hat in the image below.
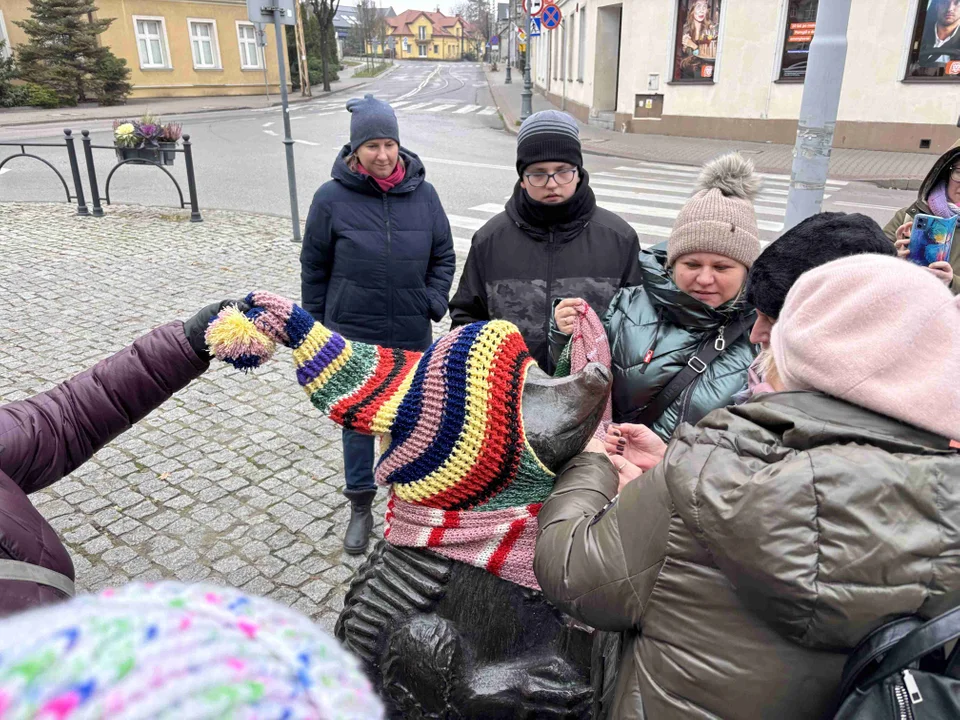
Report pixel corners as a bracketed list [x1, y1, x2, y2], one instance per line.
[667, 152, 762, 269]
[206, 292, 557, 588]
[771, 254, 960, 441]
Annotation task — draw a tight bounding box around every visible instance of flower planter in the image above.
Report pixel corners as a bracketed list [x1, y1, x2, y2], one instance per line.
[115, 146, 162, 164]
[159, 142, 178, 166]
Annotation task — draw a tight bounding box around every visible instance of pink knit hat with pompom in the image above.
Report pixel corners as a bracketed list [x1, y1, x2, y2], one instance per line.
[771, 254, 960, 441]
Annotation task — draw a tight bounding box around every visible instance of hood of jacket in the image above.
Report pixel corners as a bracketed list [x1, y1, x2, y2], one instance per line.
[667, 391, 960, 652]
[640, 245, 752, 331]
[331, 144, 426, 197]
[917, 144, 960, 205]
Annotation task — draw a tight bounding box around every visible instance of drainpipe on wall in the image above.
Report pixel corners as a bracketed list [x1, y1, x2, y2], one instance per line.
[561, 20, 566, 112]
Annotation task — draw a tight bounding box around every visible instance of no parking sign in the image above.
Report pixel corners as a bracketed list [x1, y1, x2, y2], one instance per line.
[541, 4, 562, 29]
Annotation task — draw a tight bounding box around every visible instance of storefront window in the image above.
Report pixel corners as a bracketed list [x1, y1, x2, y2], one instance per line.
[672, 0, 721, 82]
[779, 0, 817, 81]
[905, 0, 960, 80]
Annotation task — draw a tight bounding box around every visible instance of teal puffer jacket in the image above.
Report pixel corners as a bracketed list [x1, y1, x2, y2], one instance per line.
[604, 247, 757, 440]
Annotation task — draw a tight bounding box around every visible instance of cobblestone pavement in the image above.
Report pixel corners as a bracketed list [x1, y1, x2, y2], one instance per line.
[0, 202, 459, 633]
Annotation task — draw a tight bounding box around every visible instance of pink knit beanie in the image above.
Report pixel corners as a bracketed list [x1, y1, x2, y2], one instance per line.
[771, 254, 960, 440]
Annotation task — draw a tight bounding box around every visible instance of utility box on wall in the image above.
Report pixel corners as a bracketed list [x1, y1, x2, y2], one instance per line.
[634, 94, 664, 119]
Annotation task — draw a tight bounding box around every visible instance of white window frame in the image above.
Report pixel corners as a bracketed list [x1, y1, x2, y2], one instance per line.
[0, 10, 10, 60]
[577, 6, 586, 81]
[187, 18, 222, 70]
[418, 42, 428, 57]
[133, 15, 172, 69]
[236, 21, 263, 69]
[418, 25, 427, 40]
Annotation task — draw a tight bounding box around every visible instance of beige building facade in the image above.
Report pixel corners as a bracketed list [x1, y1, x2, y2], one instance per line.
[532, 0, 960, 153]
[0, 0, 289, 99]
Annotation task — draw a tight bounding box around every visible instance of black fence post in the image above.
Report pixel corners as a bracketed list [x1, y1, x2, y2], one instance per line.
[80, 130, 104, 217]
[182, 134, 202, 222]
[63, 129, 88, 216]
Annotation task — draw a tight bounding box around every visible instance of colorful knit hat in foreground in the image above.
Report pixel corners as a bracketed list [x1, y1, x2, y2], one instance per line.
[0, 581, 382, 719]
[207, 292, 556, 589]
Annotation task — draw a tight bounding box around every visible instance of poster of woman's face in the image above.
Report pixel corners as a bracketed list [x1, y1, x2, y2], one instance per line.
[673, 0, 721, 81]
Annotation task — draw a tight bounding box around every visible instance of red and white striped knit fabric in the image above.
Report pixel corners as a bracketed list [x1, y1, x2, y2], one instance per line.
[569, 303, 612, 440]
[385, 495, 542, 590]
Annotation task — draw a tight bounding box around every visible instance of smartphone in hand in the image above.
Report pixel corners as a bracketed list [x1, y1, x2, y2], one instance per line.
[908, 214, 957, 266]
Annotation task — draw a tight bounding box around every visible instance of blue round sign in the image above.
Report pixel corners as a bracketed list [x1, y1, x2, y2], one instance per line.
[541, 4, 562, 29]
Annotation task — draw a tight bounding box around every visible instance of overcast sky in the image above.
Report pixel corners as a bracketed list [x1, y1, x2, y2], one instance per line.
[340, 0, 462, 17]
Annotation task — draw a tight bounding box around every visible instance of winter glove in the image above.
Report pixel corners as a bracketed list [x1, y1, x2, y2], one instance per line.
[183, 299, 251, 362]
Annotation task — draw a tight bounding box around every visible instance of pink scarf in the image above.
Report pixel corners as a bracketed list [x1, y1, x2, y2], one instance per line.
[567, 304, 612, 439]
[384, 494, 543, 590]
[357, 160, 405, 192]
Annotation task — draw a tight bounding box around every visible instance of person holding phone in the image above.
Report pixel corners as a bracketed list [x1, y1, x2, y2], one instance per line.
[884, 143, 960, 292]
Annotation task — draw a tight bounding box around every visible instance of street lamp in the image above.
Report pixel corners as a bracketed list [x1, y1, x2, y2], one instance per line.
[520, 5, 532, 119]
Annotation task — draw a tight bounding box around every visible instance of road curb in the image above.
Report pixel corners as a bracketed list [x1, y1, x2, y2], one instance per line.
[484, 68, 520, 136]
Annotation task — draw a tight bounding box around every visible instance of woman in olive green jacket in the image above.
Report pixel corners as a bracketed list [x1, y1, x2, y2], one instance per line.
[552, 153, 759, 441]
[535, 255, 960, 720]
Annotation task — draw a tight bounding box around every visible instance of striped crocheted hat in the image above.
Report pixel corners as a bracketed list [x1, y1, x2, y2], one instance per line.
[207, 293, 555, 588]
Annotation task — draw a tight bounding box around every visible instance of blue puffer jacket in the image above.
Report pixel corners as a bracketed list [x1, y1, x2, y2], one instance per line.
[300, 145, 456, 351]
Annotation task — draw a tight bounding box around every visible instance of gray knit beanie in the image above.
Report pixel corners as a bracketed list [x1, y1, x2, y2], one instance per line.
[516, 110, 582, 175]
[347, 94, 399, 152]
[667, 152, 762, 269]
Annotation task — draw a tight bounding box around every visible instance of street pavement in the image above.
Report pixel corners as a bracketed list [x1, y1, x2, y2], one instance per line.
[0, 60, 926, 625]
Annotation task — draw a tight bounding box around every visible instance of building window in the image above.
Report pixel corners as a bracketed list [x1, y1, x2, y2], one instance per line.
[434, 44, 439, 53]
[577, 7, 586, 80]
[419, 43, 427, 57]
[403, 38, 410, 53]
[0, 10, 10, 60]
[778, 0, 817, 80]
[672, 0, 720, 82]
[419, 26, 426, 40]
[905, 0, 960, 80]
[188, 19, 221, 69]
[133, 16, 171, 69]
[567, 15, 575, 78]
[237, 22, 262, 69]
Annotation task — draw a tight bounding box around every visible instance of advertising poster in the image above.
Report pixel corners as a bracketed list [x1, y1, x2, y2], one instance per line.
[779, 0, 817, 80]
[673, 0, 721, 82]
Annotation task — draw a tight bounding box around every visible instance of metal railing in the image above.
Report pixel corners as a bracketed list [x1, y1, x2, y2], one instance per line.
[0, 129, 202, 221]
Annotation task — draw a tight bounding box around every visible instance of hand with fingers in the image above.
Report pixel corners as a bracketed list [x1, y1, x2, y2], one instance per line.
[585, 438, 644, 492]
[554, 298, 585, 336]
[927, 260, 955, 287]
[604, 423, 667, 471]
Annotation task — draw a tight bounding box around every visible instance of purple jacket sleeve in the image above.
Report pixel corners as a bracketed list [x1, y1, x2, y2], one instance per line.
[0, 322, 208, 495]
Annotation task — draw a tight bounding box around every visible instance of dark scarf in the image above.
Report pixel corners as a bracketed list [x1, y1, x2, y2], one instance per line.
[512, 168, 597, 230]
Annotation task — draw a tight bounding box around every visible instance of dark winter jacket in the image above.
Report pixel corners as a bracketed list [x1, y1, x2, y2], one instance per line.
[0, 323, 207, 617]
[554, 245, 756, 440]
[301, 146, 456, 351]
[448, 182, 642, 372]
[883, 144, 960, 294]
[534, 392, 960, 720]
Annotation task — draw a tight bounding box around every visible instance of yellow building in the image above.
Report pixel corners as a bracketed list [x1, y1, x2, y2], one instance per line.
[0, 0, 290, 99]
[373, 10, 465, 60]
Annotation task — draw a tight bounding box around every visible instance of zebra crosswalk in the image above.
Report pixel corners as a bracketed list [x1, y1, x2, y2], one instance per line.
[258, 98, 499, 118]
[445, 161, 849, 251]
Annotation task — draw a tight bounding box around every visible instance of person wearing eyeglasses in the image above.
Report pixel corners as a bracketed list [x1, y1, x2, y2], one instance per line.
[883, 143, 960, 292]
[448, 110, 642, 373]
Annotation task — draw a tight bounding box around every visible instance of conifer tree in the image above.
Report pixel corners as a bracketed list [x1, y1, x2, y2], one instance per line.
[16, 0, 131, 106]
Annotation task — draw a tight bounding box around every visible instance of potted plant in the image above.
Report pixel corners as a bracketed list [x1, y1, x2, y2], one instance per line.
[112, 113, 171, 164]
[134, 115, 163, 163]
[158, 122, 181, 166]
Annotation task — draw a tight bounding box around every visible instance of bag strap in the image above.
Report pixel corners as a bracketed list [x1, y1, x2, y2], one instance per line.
[860, 606, 960, 690]
[627, 314, 751, 428]
[832, 616, 923, 707]
[0, 559, 76, 597]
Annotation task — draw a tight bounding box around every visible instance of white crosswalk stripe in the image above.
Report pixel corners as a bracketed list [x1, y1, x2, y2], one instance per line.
[454, 104, 482, 114]
[439, 159, 855, 249]
[478, 107, 499, 116]
[426, 104, 457, 113]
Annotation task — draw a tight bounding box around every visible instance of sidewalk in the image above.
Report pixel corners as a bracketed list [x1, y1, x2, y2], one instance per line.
[485, 65, 935, 187]
[0, 62, 381, 129]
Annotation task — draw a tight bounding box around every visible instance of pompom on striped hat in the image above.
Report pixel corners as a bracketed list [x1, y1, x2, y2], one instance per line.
[206, 292, 555, 589]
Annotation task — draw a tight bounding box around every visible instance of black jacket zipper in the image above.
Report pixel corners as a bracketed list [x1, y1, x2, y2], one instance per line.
[383, 193, 392, 347]
[544, 229, 555, 372]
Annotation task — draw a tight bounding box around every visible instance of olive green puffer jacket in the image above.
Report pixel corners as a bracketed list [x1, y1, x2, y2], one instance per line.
[535, 392, 960, 720]
[594, 246, 756, 440]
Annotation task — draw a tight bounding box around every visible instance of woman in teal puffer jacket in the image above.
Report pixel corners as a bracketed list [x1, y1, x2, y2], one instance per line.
[553, 153, 759, 441]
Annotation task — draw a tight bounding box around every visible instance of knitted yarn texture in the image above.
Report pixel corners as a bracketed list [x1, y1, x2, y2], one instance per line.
[554, 302, 612, 440]
[206, 292, 557, 589]
[0, 581, 382, 720]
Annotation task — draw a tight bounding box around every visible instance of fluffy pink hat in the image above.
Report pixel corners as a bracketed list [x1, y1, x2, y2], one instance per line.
[771, 254, 960, 441]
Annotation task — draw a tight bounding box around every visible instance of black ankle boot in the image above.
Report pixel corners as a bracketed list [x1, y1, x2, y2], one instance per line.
[343, 495, 375, 555]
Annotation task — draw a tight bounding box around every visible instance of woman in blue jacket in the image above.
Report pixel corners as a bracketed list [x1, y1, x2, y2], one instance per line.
[300, 94, 456, 555]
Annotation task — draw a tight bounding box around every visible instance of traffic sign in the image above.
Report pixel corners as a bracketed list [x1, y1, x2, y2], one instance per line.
[523, 0, 545, 17]
[529, 17, 542, 37]
[490, 34, 499, 45]
[517, 27, 526, 41]
[541, 3, 562, 29]
[247, 0, 295, 26]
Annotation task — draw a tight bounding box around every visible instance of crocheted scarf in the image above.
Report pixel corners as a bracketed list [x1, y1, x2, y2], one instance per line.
[554, 302, 612, 439]
[206, 293, 556, 589]
[928, 180, 960, 218]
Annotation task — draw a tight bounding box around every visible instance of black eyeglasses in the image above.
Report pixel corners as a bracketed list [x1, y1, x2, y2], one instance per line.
[523, 168, 578, 188]
[950, 166, 960, 181]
